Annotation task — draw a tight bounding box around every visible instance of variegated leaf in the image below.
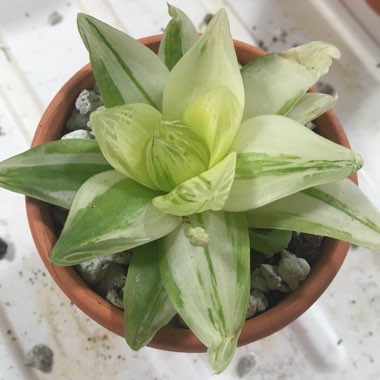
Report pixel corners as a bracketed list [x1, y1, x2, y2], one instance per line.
[77, 13, 169, 109]
[287, 92, 337, 125]
[159, 211, 250, 373]
[163, 9, 244, 121]
[246, 179, 380, 251]
[124, 241, 176, 350]
[158, 4, 199, 70]
[242, 42, 340, 121]
[146, 119, 210, 192]
[50, 170, 180, 265]
[153, 152, 236, 216]
[224, 115, 362, 211]
[184, 86, 242, 167]
[90, 103, 161, 189]
[0, 140, 111, 209]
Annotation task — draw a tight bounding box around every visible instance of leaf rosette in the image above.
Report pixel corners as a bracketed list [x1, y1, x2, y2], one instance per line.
[0, 4, 379, 374]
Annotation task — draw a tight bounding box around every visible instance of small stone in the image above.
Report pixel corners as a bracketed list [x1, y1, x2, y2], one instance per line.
[24, 344, 53, 373]
[260, 264, 289, 292]
[236, 353, 256, 378]
[96, 263, 126, 295]
[65, 110, 89, 131]
[106, 274, 126, 309]
[75, 257, 112, 286]
[75, 90, 103, 115]
[48, 11, 63, 26]
[61, 130, 94, 140]
[106, 251, 132, 266]
[0, 237, 8, 259]
[278, 250, 310, 291]
[246, 290, 268, 318]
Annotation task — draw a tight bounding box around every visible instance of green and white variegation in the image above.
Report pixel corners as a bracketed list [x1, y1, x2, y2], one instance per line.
[159, 211, 250, 373]
[124, 241, 176, 350]
[78, 13, 169, 109]
[50, 170, 180, 265]
[246, 178, 380, 251]
[158, 4, 199, 70]
[224, 115, 362, 211]
[90, 103, 161, 190]
[0, 140, 111, 209]
[287, 92, 337, 125]
[242, 42, 340, 121]
[153, 152, 236, 216]
[163, 9, 244, 121]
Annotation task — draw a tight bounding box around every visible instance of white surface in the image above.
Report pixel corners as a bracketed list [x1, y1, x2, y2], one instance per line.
[0, 1, 380, 379]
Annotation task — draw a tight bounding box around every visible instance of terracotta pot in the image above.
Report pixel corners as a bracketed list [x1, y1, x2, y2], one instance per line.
[366, 0, 380, 15]
[26, 35, 357, 352]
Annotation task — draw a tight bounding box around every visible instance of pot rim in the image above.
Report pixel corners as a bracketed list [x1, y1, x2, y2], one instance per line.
[26, 34, 356, 353]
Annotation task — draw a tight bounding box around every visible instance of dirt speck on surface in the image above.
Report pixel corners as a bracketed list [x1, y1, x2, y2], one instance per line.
[48, 11, 63, 26]
[236, 353, 257, 378]
[0, 237, 8, 259]
[24, 344, 54, 373]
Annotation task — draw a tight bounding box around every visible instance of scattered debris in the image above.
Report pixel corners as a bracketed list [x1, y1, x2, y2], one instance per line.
[48, 11, 63, 26]
[236, 353, 256, 378]
[376, 63, 380, 68]
[315, 81, 337, 97]
[203, 13, 214, 25]
[24, 344, 54, 373]
[25, 12, 30, 18]
[0, 237, 8, 259]
[0, 46, 11, 62]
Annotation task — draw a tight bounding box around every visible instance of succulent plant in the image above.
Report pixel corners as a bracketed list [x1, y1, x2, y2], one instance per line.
[1, 5, 380, 373]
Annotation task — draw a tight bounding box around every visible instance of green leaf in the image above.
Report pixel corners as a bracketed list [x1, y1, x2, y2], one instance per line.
[246, 179, 380, 251]
[0, 140, 111, 209]
[163, 9, 244, 121]
[184, 86, 242, 167]
[249, 229, 292, 255]
[159, 211, 250, 373]
[146, 120, 210, 192]
[241, 41, 340, 121]
[50, 170, 180, 265]
[224, 115, 362, 211]
[287, 93, 337, 125]
[153, 152, 236, 216]
[158, 4, 199, 70]
[124, 241, 176, 350]
[90, 103, 161, 190]
[77, 13, 169, 109]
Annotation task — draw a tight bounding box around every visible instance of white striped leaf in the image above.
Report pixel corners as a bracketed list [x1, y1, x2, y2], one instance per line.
[184, 86, 242, 167]
[287, 92, 337, 125]
[242, 42, 340, 121]
[163, 9, 244, 121]
[152, 152, 236, 216]
[77, 14, 169, 109]
[124, 241, 176, 350]
[158, 4, 199, 70]
[246, 179, 380, 251]
[224, 115, 362, 212]
[50, 170, 180, 265]
[0, 140, 111, 209]
[159, 211, 250, 373]
[90, 103, 161, 190]
[146, 120, 210, 192]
